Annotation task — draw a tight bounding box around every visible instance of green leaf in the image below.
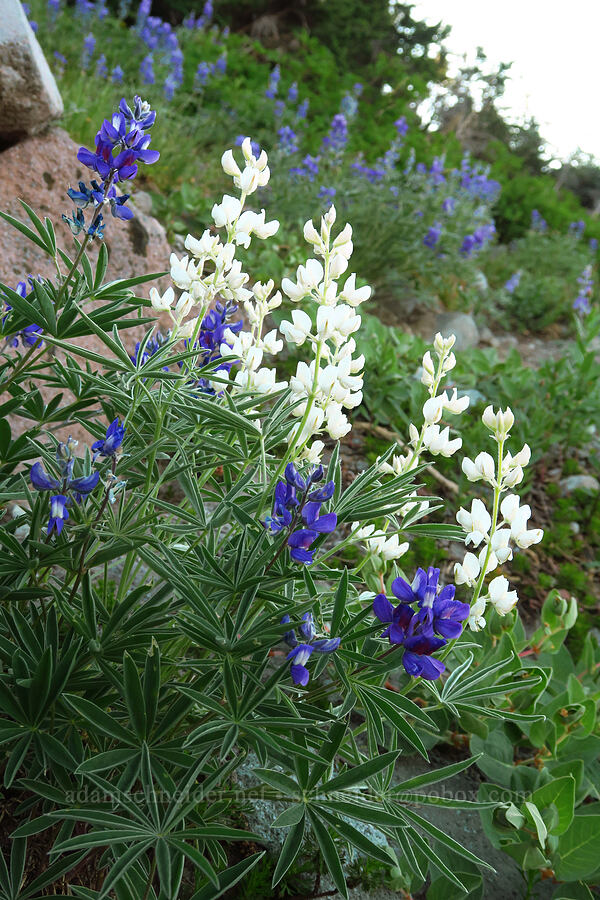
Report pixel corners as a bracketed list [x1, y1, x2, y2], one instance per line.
[530, 776, 575, 836]
[554, 814, 600, 881]
[319, 750, 400, 794]
[255, 768, 301, 798]
[123, 652, 147, 740]
[272, 816, 305, 887]
[271, 804, 306, 828]
[189, 851, 265, 900]
[64, 695, 135, 744]
[307, 809, 348, 899]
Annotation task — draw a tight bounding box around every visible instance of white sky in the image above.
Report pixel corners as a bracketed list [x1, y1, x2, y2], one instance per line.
[411, 0, 599, 162]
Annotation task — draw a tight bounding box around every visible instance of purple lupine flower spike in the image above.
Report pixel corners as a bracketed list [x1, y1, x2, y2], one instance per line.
[373, 566, 467, 680]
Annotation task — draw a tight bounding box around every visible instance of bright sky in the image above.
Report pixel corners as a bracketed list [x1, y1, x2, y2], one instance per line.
[411, 0, 600, 162]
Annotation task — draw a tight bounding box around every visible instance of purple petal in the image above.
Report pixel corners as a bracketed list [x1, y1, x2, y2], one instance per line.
[290, 663, 310, 686]
[311, 512, 337, 533]
[30, 462, 59, 491]
[391, 576, 416, 604]
[287, 529, 317, 549]
[312, 637, 341, 653]
[437, 584, 456, 604]
[373, 593, 394, 623]
[289, 546, 315, 564]
[403, 651, 445, 680]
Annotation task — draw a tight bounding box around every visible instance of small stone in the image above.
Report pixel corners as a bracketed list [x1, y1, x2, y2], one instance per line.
[0, 0, 63, 145]
[559, 475, 600, 495]
[132, 189, 153, 216]
[479, 325, 498, 347]
[434, 312, 479, 351]
[473, 270, 488, 292]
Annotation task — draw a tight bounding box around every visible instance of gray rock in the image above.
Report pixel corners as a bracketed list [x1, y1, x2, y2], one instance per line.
[559, 475, 600, 495]
[473, 270, 488, 292]
[0, 0, 63, 144]
[434, 312, 479, 351]
[132, 189, 154, 216]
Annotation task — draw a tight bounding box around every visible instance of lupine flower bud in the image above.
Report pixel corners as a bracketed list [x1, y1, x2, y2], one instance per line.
[433, 332, 456, 356]
[482, 405, 514, 437]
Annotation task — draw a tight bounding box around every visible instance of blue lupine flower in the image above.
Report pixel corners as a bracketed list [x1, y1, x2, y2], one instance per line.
[321, 113, 348, 154]
[531, 209, 547, 232]
[353, 82, 363, 96]
[569, 220, 585, 238]
[95, 54, 107, 79]
[442, 196, 455, 214]
[195, 62, 212, 88]
[74, 96, 158, 236]
[82, 32, 95, 69]
[265, 64, 280, 99]
[281, 612, 341, 686]
[394, 116, 409, 137]
[318, 186, 336, 209]
[130, 333, 169, 367]
[215, 53, 227, 74]
[289, 153, 319, 181]
[274, 100, 285, 118]
[296, 98, 309, 120]
[92, 418, 125, 459]
[140, 54, 155, 85]
[423, 223, 442, 249]
[111, 64, 124, 84]
[429, 157, 445, 185]
[590, 238, 598, 253]
[287, 81, 298, 103]
[373, 566, 468, 680]
[48, 495, 69, 535]
[164, 74, 177, 101]
[460, 234, 476, 257]
[573, 265, 593, 315]
[391, 567, 469, 640]
[265, 465, 337, 565]
[278, 126, 299, 155]
[504, 271, 521, 294]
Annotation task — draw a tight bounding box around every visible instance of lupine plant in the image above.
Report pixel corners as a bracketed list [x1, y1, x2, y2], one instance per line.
[0, 96, 597, 900]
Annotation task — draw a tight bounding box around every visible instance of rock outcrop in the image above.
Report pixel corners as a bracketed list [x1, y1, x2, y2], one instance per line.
[0, 0, 63, 146]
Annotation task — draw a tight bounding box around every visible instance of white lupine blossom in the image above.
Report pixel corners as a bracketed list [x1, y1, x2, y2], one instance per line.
[467, 597, 487, 631]
[456, 498, 492, 547]
[164, 139, 287, 392]
[455, 406, 543, 630]
[487, 575, 519, 615]
[380, 332, 468, 481]
[278, 205, 369, 462]
[462, 451, 496, 483]
[351, 523, 409, 561]
[454, 551, 480, 587]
